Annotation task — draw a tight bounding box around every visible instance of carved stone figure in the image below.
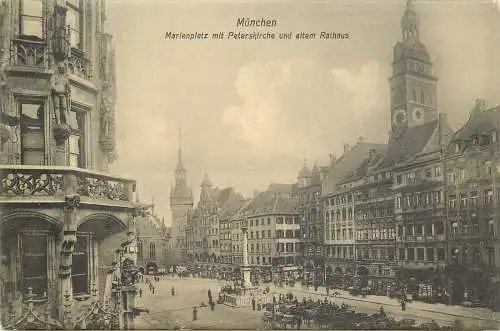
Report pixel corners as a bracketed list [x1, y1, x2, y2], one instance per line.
[51, 62, 71, 126]
[52, 1, 71, 61]
[121, 258, 139, 286]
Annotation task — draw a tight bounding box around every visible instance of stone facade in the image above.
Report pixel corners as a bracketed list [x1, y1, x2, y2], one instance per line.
[136, 213, 169, 274]
[0, 0, 142, 328]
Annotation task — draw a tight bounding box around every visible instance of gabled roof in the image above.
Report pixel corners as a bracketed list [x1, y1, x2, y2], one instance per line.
[267, 183, 294, 195]
[376, 120, 439, 170]
[218, 189, 247, 219]
[338, 150, 386, 184]
[451, 106, 500, 144]
[239, 190, 298, 216]
[322, 142, 387, 195]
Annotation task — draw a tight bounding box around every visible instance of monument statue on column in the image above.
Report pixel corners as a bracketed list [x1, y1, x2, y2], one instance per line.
[240, 220, 252, 289]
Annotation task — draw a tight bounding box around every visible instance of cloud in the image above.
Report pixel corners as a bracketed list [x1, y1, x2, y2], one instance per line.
[222, 60, 386, 160]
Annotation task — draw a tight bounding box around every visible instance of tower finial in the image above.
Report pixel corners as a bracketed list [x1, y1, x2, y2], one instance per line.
[406, 0, 414, 11]
[178, 127, 181, 152]
[401, 0, 419, 40]
[176, 127, 185, 171]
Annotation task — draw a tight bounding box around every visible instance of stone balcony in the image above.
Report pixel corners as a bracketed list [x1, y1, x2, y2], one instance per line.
[0, 165, 136, 208]
[10, 38, 48, 68]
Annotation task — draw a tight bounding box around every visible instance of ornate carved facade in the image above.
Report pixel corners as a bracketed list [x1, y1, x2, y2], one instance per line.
[0, 0, 142, 329]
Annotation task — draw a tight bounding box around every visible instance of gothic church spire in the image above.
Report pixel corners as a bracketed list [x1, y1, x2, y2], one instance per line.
[176, 127, 185, 171]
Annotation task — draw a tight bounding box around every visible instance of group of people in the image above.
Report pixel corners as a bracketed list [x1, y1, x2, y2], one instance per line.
[138, 275, 162, 297]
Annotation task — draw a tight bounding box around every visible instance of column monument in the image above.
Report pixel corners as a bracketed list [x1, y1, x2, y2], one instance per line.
[240, 221, 252, 290]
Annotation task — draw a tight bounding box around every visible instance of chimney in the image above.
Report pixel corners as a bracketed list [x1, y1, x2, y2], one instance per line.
[329, 153, 336, 165]
[343, 144, 350, 153]
[357, 136, 365, 143]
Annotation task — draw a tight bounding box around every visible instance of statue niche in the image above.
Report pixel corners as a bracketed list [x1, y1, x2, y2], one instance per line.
[51, 2, 71, 61]
[99, 33, 117, 161]
[51, 62, 72, 145]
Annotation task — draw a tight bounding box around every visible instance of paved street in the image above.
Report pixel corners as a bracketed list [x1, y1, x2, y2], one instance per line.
[134, 277, 500, 330]
[134, 277, 263, 330]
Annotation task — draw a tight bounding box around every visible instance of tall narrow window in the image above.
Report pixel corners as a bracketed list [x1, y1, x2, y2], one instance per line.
[66, 0, 82, 49]
[149, 243, 155, 259]
[19, 0, 44, 39]
[68, 109, 85, 167]
[72, 234, 89, 295]
[20, 103, 45, 165]
[137, 241, 143, 258]
[22, 234, 47, 298]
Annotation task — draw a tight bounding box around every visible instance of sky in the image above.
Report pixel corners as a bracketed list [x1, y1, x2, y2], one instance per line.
[107, 0, 500, 226]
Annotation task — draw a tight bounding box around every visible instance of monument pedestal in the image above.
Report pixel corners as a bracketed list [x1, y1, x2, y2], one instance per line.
[223, 221, 272, 307]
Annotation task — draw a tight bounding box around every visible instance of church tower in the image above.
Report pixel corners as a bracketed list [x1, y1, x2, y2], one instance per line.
[389, 0, 438, 139]
[169, 128, 194, 258]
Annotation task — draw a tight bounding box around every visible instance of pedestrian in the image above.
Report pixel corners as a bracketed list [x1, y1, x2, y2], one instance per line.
[208, 288, 212, 301]
[171, 287, 175, 296]
[296, 315, 302, 330]
[193, 306, 198, 321]
[139, 288, 143, 297]
[152, 285, 155, 294]
[252, 298, 256, 311]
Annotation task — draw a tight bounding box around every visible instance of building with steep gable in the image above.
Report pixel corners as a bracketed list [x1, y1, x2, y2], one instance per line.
[323, 145, 387, 289]
[186, 173, 247, 277]
[136, 209, 169, 275]
[442, 99, 500, 307]
[234, 184, 300, 281]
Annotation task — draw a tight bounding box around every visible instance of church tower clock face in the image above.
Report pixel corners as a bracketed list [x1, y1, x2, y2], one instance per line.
[392, 108, 407, 125]
[412, 107, 424, 125]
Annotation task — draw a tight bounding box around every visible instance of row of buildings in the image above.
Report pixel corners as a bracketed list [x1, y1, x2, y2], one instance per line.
[169, 0, 500, 309]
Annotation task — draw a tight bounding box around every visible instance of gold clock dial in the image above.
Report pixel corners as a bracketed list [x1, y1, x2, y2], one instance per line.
[393, 109, 407, 125]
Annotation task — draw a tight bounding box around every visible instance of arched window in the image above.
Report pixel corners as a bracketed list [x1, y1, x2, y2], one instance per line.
[412, 89, 416, 101]
[137, 241, 143, 258]
[149, 242, 155, 259]
[420, 90, 425, 104]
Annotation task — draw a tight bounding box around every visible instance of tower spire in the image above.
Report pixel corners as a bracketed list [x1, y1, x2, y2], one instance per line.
[401, 0, 419, 41]
[176, 127, 185, 171]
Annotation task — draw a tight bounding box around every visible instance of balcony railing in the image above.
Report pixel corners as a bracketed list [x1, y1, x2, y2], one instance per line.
[68, 49, 91, 80]
[0, 165, 135, 203]
[10, 38, 48, 68]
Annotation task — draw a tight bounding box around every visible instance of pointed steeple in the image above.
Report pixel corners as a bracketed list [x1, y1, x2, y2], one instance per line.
[401, 0, 419, 41]
[176, 127, 185, 171]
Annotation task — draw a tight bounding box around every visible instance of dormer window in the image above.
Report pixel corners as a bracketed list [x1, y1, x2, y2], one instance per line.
[454, 143, 460, 153]
[493, 132, 497, 143]
[472, 136, 479, 145]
